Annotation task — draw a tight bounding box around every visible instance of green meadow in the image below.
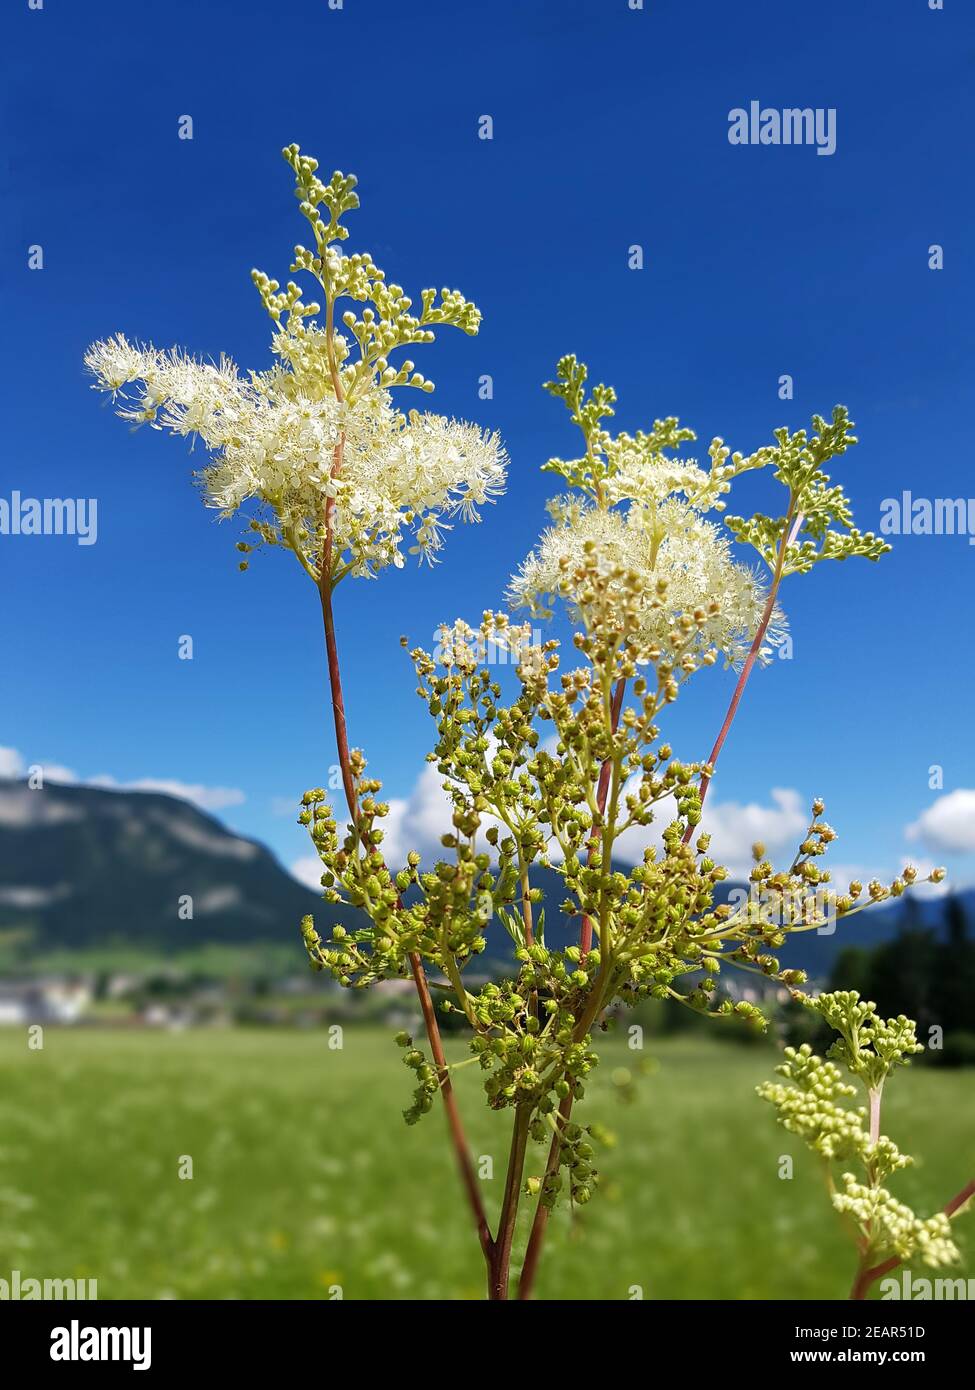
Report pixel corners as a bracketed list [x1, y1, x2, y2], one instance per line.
[0, 1029, 970, 1301]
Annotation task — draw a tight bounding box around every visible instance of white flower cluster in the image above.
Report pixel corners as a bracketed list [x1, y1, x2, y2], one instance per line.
[85, 332, 507, 579]
[599, 436, 713, 509]
[832, 1175, 960, 1268]
[508, 495, 786, 666]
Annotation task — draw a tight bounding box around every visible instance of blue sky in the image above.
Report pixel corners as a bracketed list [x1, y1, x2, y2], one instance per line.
[2, 0, 973, 891]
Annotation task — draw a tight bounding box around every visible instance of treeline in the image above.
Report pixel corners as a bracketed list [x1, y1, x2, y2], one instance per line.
[807, 896, 975, 1067]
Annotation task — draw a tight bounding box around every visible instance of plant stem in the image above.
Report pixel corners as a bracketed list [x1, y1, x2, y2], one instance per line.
[580, 677, 626, 955]
[848, 1257, 872, 1301]
[517, 676, 625, 1300]
[682, 507, 803, 844]
[519, 865, 535, 948]
[408, 950, 494, 1261]
[848, 1178, 975, 1300]
[489, 1105, 532, 1300]
[868, 1084, 883, 1146]
[517, 1093, 567, 1299]
[316, 482, 492, 1264]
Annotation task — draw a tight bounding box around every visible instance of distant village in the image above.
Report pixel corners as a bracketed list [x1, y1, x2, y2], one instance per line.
[0, 966, 784, 1031]
[0, 969, 428, 1030]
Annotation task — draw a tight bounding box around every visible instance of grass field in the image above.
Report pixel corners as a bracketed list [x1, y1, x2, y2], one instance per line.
[0, 1028, 970, 1300]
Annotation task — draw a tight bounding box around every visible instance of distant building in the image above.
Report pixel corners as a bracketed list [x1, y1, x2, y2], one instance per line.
[0, 978, 93, 1026]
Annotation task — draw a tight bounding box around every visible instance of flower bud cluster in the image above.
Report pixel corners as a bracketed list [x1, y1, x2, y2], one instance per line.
[833, 1176, 960, 1268]
[813, 991, 925, 1089]
[756, 1043, 866, 1161]
[758, 992, 965, 1274]
[394, 1031, 441, 1127]
[466, 947, 601, 1114]
[725, 407, 890, 575]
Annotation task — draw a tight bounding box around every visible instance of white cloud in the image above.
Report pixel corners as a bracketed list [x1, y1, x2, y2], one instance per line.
[0, 747, 24, 778]
[291, 855, 325, 890]
[35, 763, 80, 785]
[698, 786, 810, 877]
[87, 776, 245, 812]
[613, 784, 809, 878]
[381, 763, 462, 870]
[0, 746, 245, 813]
[907, 789, 975, 855]
[1, 750, 79, 784]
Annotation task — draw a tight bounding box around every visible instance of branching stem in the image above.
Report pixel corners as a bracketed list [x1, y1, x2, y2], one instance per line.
[517, 675, 626, 1299]
[682, 505, 804, 842]
[490, 1106, 532, 1300]
[316, 433, 492, 1267]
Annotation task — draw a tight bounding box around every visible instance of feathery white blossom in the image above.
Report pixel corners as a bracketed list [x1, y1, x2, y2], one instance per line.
[508, 496, 786, 665]
[85, 331, 506, 579]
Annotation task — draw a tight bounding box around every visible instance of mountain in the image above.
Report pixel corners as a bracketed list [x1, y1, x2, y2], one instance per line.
[0, 779, 968, 982]
[0, 780, 356, 956]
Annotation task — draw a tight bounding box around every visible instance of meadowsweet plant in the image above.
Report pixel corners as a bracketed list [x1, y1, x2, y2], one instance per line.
[87, 145, 508, 1275]
[299, 357, 942, 1300]
[758, 991, 973, 1299]
[86, 148, 955, 1303]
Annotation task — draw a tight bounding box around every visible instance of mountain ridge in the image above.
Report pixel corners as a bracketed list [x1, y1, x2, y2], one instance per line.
[0, 780, 966, 981]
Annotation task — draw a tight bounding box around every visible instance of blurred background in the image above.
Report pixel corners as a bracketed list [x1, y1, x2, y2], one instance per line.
[1, 0, 973, 1299]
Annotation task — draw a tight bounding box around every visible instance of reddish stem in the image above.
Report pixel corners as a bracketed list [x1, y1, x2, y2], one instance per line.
[681, 509, 803, 845]
[517, 1100, 568, 1300]
[408, 950, 494, 1262]
[849, 1178, 975, 1300]
[316, 458, 492, 1264]
[489, 1106, 532, 1300]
